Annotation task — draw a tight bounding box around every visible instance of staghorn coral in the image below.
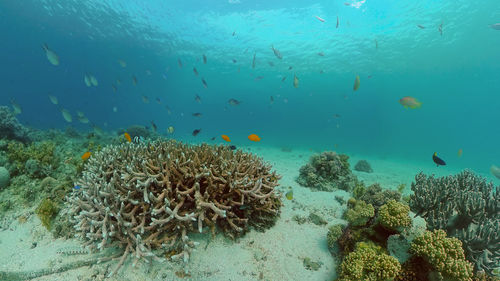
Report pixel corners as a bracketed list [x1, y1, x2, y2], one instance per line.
[410, 170, 499, 275]
[344, 199, 375, 227]
[377, 200, 411, 231]
[410, 229, 474, 281]
[0, 106, 32, 143]
[337, 241, 401, 281]
[296, 151, 359, 191]
[354, 160, 373, 173]
[65, 140, 281, 276]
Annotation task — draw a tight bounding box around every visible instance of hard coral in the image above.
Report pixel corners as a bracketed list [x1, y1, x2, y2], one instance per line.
[410, 170, 499, 275]
[377, 200, 411, 231]
[354, 160, 373, 173]
[344, 199, 375, 227]
[36, 198, 59, 229]
[0, 106, 32, 143]
[337, 241, 401, 281]
[66, 140, 281, 276]
[359, 183, 401, 211]
[327, 224, 344, 253]
[297, 151, 359, 191]
[410, 229, 474, 281]
[6, 141, 57, 177]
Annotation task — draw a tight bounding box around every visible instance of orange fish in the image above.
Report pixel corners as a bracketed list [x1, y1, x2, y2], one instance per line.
[221, 135, 231, 142]
[81, 151, 91, 160]
[399, 96, 422, 109]
[457, 148, 463, 157]
[124, 132, 132, 142]
[248, 134, 261, 142]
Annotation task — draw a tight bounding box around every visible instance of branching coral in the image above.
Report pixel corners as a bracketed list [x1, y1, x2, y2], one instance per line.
[337, 241, 401, 281]
[410, 170, 499, 274]
[410, 229, 474, 281]
[378, 200, 411, 231]
[296, 151, 359, 191]
[65, 140, 281, 276]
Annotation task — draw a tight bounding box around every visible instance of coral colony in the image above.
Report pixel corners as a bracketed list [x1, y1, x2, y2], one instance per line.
[65, 140, 281, 276]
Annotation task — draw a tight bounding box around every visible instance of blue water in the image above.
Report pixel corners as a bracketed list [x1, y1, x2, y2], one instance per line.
[1, 0, 499, 180]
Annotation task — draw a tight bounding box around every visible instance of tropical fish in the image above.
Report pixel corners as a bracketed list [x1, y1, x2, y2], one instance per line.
[268, 62, 274, 67]
[48, 94, 58, 105]
[124, 132, 132, 142]
[210, 137, 216, 141]
[285, 190, 293, 200]
[195, 94, 201, 103]
[61, 108, 72, 122]
[203, 54, 207, 64]
[132, 75, 138, 86]
[193, 67, 199, 76]
[178, 58, 183, 68]
[112, 84, 117, 92]
[93, 125, 104, 136]
[255, 76, 264, 81]
[228, 98, 240, 106]
[192, 129, 201, 136]
[116, 79, 121, 85]
[315, 16, 325, 22]
[142, 95, 149, 103]
[117, 59, 127, 67]
[232, 59, 237, 63]
[293, 74, 299, 88]
[248, 134, 261, 142]
[318, 52, 325, 56]
[10, 99, 22, 114]
[457, 148, 463, 157]
[167, 126, 175, 134]
[77, 115, 89, 124]
[353, 75, 360, 91]
[201, 78, 208, 88]
[288, 66, 293, 70]
[336, 16, 339, 28]
[89, 75, 98, 86]
[252, 52, 256, 69]
[77, 111, 85, 118]
[232, 31, 236, 36]
[438, 22, 443, 36]
[417, 25, 425, 29]
[165, 106, 172, 115]
[399, 96, 422, 109]
[271, 45, 282, 59]
[375, 39, 378, 49]
[281, 76, 287, 82]
[151, 121, 157, 132]
[270, 96, 274, 104]
[490, 23, 500, 30]
[73, 185, 81, 190]
[491, 165, 500, 180]
[42, 43, 59, 66]
[229, 145, 237, 150]
[192, 113, 202, 117]
[81, 151, 91, 160]
[432, 152, 446, 166]
[221, 135, 231, 142]
[84, 75, 91, 87]
[156, 97, 161, 104]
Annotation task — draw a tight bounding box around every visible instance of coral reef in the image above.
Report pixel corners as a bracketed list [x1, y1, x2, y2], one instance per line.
[354, 160, 373, 173]
[327, 224, 344, 253]
[410, 229, 474, 281]
[410, 170, 499, 275]
[337, 241, 401, 281]
[0, 166, 10, 189]
[296, 151, 360, 191]
[377, 200, 411, 231]
[394, 257, 430, 281]
[65, 140, 281, 276]
[358, 183, 401, 211]
[0, 106, 32, 143]
[6, 141, 58, 177]
[36, 198, 59, 229]
[387, 212, 427, 263]
[125, 125, 152, 140]
[344, 199, 375, 226]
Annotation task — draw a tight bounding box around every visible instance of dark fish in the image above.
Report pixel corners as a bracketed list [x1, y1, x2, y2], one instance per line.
[132, 75, 138, 85]
[165, 106, 172, 115]
[252, 52, 256, 69]
[178, 58, 183, 68]
[195, 94, 201, 103]
[112, 84, 117, 92]
[417, 25, 425, 29]
[228, 98, 240, 106]
[271, 45, 283, 59]
[333, 114, 341, 118]
[336, 16, 339, 28]
[255, 76, 264, 81]
[156, 97, 161, 104]
[210, 136, 216, 141]
[193, 67, 199, 76]
[318, 52, 325, 56]
[438, 22, 443, 36]
[270, 96, 274, 104]
[203, 54, 207, 64]
[151, 121, 157, 132]
[288, 66, 293, 70]
[229, 145, 237, 150]
[375, 39, 378, 49]
[232, 59, 237, 63]
[268, 61, 274, 67]
[490, 23, 500, 30]
[201, 78, 208, 88]
[192, 129, 201, 136]
[232, 31, 236, 36]
[192, 112, 202, 117]
[281, 76, 287, 82]
[432, 152, 446, 166]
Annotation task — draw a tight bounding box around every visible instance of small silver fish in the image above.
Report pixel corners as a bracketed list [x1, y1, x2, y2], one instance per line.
[203, 54, 207, 64]
[193, 67, 199, 76]
[228, 98, 240, 106]
[490, 23, 500, 30]
[252, 52, 256, 69]
[271, 45, 283, 59]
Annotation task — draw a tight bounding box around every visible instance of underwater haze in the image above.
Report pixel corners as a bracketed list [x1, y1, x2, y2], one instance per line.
[1, 0, 500, 178]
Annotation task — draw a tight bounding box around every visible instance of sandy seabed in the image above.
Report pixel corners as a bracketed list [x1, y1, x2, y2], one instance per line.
[0, 145, 484, 281]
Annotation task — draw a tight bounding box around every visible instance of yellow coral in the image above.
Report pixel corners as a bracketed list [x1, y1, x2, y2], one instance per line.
[377, 200, 411, 230]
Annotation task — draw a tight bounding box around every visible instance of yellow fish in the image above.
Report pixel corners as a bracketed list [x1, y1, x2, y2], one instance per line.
[457, 148, 463, 157]
[353, 75, 360, 91]
[399, 96, 422, 109]
[124, 133, 132, 143]
[285, 190, 293, 200]
[221, 135, 231, 142]
[81, 151, 91, 160]
[293, 74, 299, 88]
[248, 134, 261, 142]
[167, 126, 175, 134]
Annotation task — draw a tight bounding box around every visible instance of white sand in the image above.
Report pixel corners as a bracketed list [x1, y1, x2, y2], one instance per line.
[0, 146, 480, 281]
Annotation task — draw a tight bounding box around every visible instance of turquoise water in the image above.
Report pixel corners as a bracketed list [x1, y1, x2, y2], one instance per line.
[1, 0, 499, 178]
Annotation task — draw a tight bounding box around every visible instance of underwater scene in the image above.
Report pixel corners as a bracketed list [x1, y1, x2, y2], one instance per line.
[0, 0, 499, 280]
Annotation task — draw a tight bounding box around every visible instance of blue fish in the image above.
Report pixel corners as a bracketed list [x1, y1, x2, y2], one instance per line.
[74, 185, 81, 190]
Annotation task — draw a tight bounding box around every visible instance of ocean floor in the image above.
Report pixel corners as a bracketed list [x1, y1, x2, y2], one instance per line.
[0, 145, 489, 281]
